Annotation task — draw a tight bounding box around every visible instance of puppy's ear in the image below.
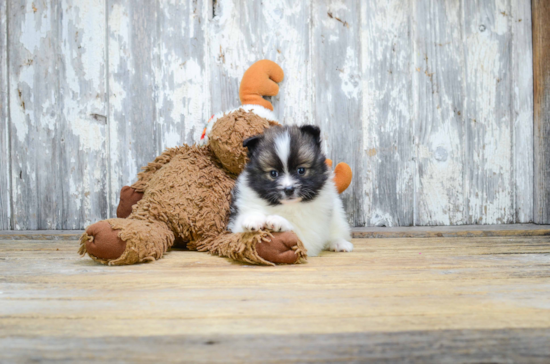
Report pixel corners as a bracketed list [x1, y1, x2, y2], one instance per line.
[300, 125, 321, 147]
[243, 135, 263, 156]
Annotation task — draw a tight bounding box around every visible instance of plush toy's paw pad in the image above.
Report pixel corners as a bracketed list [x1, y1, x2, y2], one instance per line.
[256, 231, 302, 264]
[328, 239, 354, 252]
[265, 215, 293, 232]
[241, 215, 267, 232]
[85, 221, 127, 259]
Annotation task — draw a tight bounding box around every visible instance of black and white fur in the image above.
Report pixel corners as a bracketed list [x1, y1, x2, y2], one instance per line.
[228, 125, 353, 256]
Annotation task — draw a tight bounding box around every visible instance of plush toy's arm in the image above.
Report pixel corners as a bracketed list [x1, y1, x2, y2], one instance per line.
[326, 159, 353, 194]
[116, 186, 144, 218]
[195, 231, 307, 266]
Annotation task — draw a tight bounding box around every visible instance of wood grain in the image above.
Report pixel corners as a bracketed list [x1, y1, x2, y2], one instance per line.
[1, 329, 549, 363]
[156, 0, 209, 149]
[533, 0, 550, 224]
[8, 0, 63, 229]
[1, 236, 549, 361]
[414, 0, 466, 226]
[312, 0, 365, 227]
[361, 0, 415, 227]
[0, 0, 9, 230]
[8, 0, 108, 229]
[463, 0, 515, 225]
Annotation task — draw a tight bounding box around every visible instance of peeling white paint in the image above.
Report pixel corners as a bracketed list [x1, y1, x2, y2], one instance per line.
[339, 47, 360, 99]
[20, 6, 51, 53]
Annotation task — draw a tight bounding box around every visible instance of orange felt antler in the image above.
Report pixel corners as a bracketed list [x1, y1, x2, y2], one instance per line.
[239, 60, 284, 111]
[326, 159, 352, 194]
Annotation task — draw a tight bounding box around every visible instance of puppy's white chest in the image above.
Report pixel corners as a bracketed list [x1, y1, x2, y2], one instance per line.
[265, 197, 333, 255]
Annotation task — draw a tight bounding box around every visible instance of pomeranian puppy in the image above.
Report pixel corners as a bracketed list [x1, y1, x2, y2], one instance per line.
[228, 125, 353, 256]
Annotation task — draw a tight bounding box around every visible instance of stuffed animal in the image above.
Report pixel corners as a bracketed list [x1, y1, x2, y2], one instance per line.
[78, 60, 352, 266]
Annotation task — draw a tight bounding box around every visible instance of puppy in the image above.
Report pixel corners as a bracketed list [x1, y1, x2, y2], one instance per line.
[228, 125, 353, 257]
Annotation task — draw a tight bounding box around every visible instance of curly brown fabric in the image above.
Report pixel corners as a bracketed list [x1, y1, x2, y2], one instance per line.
[131, 147, 182, 192]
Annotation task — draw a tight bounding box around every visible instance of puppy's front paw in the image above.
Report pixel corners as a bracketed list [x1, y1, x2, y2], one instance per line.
[265, 215, 293, 232]
[328, 239, 354, 252]
[241, 215, 267, 232]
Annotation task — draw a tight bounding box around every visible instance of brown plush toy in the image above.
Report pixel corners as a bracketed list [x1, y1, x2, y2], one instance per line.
[79, 60, 352, 266]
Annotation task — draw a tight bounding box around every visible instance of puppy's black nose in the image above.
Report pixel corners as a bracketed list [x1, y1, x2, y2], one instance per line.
[283, 186, 295, 196]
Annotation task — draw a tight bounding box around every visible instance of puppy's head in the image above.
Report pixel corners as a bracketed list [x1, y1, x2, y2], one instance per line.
[243, 125, 329, 205]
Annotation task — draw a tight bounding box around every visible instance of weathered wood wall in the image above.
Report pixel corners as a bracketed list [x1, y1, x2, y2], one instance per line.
[0, 0, 535, 229]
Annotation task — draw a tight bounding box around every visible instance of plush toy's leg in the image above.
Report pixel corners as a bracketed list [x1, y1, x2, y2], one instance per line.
[116, 186, 144, 218]
[196, 230, 307, 266]
[79, 218, 174, 265]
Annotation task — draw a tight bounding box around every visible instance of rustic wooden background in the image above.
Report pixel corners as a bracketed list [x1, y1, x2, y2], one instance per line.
[0, 0, 535, 230]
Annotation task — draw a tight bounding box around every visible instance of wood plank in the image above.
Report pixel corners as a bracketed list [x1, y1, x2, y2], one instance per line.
[156, 0, 209, 148]
[209, 0, 311, 122]
[512, 0, 534, 223]
[1, 329, 549, 363]
[414, 0, 466, 225]
[533, 0, 550, 224]
[0, 0, 9, 230]
[59, 0, 109, 229]
[8, 1, 61, 229]
[7, 0, 108, 229]
[0, 236, 549, 361]
[360, 0, 414, 227]
[462, 0, 515, 225]
[312, 0, 364, 226]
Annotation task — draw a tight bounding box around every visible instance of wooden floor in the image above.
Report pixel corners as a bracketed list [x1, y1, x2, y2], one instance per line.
[1, 234, 550, 363]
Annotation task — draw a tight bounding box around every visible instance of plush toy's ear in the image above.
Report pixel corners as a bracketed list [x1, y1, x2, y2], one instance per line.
[243, 135, 263, 156]
[299, 125, 321, 147]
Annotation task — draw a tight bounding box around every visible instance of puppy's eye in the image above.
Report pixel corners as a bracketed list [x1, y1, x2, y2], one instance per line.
[297, 167, 306, 175]
[270, 170, 279, 178]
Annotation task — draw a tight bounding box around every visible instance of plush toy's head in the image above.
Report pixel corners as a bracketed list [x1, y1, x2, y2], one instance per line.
[209, 109, 278, 175]
[202, 60, 284, 175]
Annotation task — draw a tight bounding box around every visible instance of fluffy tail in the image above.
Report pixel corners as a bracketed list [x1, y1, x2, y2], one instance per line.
[239, 60, 284, 111]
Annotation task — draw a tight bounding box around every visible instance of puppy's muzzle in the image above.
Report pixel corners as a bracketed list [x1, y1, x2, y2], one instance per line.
[283, 186, 295, 197]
